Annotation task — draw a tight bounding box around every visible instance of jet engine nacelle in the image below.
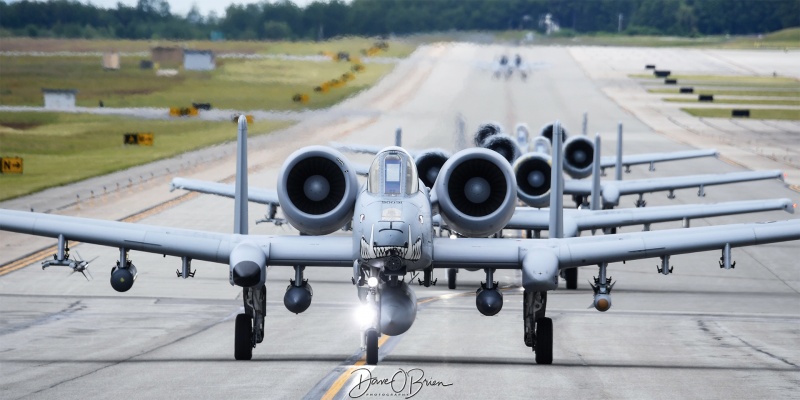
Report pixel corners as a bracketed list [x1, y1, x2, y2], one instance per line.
[563, 136, 595, 179]
[474, 122, 504, 146]
[513, 152, 552, 208]
[380, 282, 417, 336]
[539, 122, 568, 145]
[434, 148, 517, 237]
[481, 134, 520, 164]
[277, 146, 359, 235]
[415, 149, 450, 189]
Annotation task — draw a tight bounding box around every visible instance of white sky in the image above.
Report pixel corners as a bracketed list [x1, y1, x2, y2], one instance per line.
[3, 1, 326, 18]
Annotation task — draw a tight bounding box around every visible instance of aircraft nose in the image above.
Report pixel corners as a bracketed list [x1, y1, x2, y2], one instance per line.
[375, 222, 407, 247]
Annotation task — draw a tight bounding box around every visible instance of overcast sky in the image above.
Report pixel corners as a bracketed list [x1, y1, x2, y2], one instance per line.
[4, 1, 327, 17]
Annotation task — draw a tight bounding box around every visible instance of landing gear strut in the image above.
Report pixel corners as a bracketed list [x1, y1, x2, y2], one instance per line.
[235, 284, 266, 360]
[562, 267, 578, 290]
[358, 265, 382, 365]
[523, 290, 552, 364]
[447, 268, 457, 289]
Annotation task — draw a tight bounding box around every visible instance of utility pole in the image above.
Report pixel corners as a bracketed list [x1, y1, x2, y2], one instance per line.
[618, 13, 623, 33]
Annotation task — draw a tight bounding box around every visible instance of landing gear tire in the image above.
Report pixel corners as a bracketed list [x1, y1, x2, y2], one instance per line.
[534, 317, 553, 365]
[234, 313, 253, 360]
[365, 329, 379, 365]
[447, 268, 457, 290]
[564, 268, 578, 290]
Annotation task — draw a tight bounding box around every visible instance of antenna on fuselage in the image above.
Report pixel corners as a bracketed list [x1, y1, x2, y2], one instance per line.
[549, 121, 564, 238]
[234, 116, 249, 235]
[395, 127, 402, 147]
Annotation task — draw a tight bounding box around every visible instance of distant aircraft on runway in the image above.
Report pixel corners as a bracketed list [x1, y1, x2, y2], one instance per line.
[492, 54, 534, 80]
[3, 119, 799, 366]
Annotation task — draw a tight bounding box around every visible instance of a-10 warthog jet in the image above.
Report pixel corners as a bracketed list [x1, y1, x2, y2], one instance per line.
[1, 118, 799, 365]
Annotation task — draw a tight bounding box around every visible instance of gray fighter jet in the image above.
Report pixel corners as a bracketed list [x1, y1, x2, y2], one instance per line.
[2, 118, 799, 366]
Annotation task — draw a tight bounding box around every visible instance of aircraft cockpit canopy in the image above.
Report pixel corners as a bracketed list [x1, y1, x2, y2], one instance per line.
[367, 148, 419, 196]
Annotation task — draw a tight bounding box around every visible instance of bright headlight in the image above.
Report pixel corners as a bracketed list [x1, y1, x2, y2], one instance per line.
[367, 276, 379, 288]
[354, 304, 376, 327]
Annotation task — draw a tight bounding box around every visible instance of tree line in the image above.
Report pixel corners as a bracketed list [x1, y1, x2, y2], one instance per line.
[1, 0, 797, 41]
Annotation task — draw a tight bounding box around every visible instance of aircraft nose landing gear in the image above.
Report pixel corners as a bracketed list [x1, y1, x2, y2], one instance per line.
[235, 284, 266, 360]
[523, 290, 552, 364]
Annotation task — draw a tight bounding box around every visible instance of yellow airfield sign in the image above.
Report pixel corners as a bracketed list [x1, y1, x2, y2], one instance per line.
[1, 157, 23, 174]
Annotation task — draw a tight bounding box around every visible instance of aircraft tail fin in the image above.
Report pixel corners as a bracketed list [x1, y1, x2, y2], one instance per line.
[591, 133, 601, 211]
[549, 121, 564, 238]
[234, 116, 249, 235]
[615, 122, 623, 181]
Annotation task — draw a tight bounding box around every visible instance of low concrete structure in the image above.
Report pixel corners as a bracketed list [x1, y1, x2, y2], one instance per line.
[184, 50, 215, 71]
[151, 46, 183, 68]
[102, 52, 120, 70]
[42, 89, 78, 109]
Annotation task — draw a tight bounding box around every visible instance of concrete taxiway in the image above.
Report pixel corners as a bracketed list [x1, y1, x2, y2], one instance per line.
[1, 44, 798, 399]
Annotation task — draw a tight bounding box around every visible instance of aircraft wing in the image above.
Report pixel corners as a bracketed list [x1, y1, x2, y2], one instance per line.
[171, 177, 279, 205]
[503, 198, 795, 234]
[0, 209, 353, 267]
[564, 170, 785, 206]
[599, 149, 718, 169]
[431, 219, 800, 270]
[353, 162, 370, 176]
[329, 142, 384, 155]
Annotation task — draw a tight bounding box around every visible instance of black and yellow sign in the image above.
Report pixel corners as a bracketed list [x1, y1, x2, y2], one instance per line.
[292, 94, 309, 104]
[169, 107, 199, 117]
[124, 133, 154, 146]
[1, 157, 23, 174]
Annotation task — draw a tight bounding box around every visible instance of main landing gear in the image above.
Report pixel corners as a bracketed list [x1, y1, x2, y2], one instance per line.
[235, 284, 266, 360]
[523, 290, 552, 364]
[562, 267, 578, 290]
[447, 268, 457, 289]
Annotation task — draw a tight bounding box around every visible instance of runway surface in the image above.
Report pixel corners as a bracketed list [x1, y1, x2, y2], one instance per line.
[1, 44, 799, 399]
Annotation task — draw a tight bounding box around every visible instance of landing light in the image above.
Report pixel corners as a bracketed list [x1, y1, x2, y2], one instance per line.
[367, 276, 379, 288]
[449, 234, 457, 239]
[354, 304, 376, 327]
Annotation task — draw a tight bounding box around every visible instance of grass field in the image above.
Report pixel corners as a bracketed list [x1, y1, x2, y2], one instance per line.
[0, 37, 414, 200]
[635, 71, 800, 121]
[681, 108, 800, 120]
[0, 37, 417, 58]
[664, 97, 800, 106]
[632, 74, 800, 86]
[0, 55, 394, 110]
[649, 88, 799, 97]
[0, 112, 292, 200]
